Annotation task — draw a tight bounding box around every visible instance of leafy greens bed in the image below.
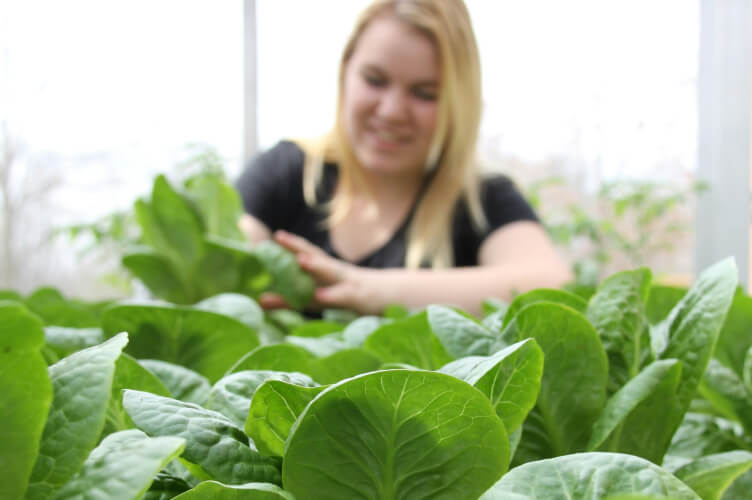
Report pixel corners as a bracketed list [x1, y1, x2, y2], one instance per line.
[5, 174, 752, 500]
[5, 256, 752, 500]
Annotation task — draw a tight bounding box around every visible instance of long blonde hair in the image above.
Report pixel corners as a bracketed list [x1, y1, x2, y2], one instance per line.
[299, 0, 484, 268]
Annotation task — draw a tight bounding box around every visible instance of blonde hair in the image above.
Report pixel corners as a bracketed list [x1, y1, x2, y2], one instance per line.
[299, 0, 484, 268]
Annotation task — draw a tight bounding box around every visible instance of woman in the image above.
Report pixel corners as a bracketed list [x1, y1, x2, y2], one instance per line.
[236, 0, 571, 315]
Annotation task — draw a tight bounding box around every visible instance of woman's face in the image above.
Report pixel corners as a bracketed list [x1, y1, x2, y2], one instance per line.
[341, 16, 440, 178]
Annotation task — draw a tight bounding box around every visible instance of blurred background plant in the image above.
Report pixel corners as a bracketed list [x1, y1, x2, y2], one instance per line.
[524, 175, 708, 288]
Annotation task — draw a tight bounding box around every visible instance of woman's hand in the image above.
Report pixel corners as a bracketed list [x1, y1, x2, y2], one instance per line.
[272, 230, 385, 315]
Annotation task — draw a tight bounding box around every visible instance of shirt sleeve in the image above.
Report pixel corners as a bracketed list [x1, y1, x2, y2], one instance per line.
[234, 140, 306, 232]
[480, 175, 539, 231]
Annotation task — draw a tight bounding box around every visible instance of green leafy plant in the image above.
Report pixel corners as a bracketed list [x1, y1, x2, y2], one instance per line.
[6, 258, 752, 500]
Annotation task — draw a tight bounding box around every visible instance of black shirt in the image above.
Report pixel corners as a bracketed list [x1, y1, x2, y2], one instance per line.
[236, 141, 539, 268]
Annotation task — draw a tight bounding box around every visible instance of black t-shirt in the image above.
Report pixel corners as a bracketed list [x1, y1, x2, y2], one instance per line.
[236, 140, 539, 268]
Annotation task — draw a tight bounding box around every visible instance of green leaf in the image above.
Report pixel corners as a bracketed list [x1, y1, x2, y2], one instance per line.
[172, 481, 295, 500]
[197, 237, 271, 298]
[25, 288, 103, 327]
[194, 293, 264, 331]
[183, 174, 244, 240]
[283, 370, 509, 500]
[383, 304, 409, 319]
[123, 390, 281, 485]
[104, 353, 171, 436]
[481, 452, 701, 500]
[50, 430, 185, 500]
[503, 288, 587, 327]
[587, 359, 683, 463]
[674, 451, 752, 500]
[364, 311, 452, 369]
[206, 371, 317, 427]
[427, 305, 499, 357]
[699, 358, 752, 436]
[253, 241, 314, 309]
[439, 339, 543, 433]
[139, 174, 204, 265]
[228, 344, 315, 374]
[141, 472, 191, 500]
[290, 320, 343, 338]
[665, 413, 750, 469]
[285, 334, 348, 357]
[482, 297, 509, 316]
[645, 285, 686, 325]
[307, 348, 383, 384]
[657, 258, 738, 415]
[26, 333, 128, 500]
[586, 268, 652, 388]
[246, 380, 326, 457]
[510, 303, 608, 464]
[341, 316, 385, 347]
[745, 347, 752, 393]
[122, 251, 190, 304]
[481, 309, 506, 335]
[102, 302, 259, 383]
[0, 302, 52, 500]
[714, 288, 752, 377]
[139, 359, 211, 405]
[43, 326, 104, 358]
[266, 309, 306, 333]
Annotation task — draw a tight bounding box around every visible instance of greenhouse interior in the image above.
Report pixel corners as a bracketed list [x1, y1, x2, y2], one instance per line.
[2, 1, 752, 499]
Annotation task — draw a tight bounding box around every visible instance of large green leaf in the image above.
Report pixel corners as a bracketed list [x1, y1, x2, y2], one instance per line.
[341, 316, 385, 347]
[104, 353, 171, 436]
[674, 451, 752, 500]
[50, 430, 185, 500]
[138, 174, 204, 266]
[228, 344, 315, 374]
[699, 358, 752, 436]
[439, 338, 543, 433]
[665, 413, 751, 471]
[196, 237, 271, 298]
[43, 326, 104, 360]
[206, 371, 317, 427]
[586, 268, 652, 388]
[427, 305, 499, 357]
[510, 303, 608, 464]
[481, 452, 701, 500]
[253, 240, 314, 309]
[290, 320, 343, 338]
[123, 390, 281, 485]
[246, 380, 326, 457]
[122, 251, 191, 304]
[645, 285, 686, 325]
[102, 302, 259, 383]
[587, 359, 683, 463]
[139, 359, 211, 405]
[656, 258, 738, 416]
[26, 333, 128, 500]
[141, 472, 191, 500]
[183, 174, 245, 241]
[0, 302, 52, 500]
[307, 348, 383, 384]
[172, 481, 295, 500]
[714, 288, 752, 378]
[364, 311, 452, 369]
[283, 370, 509, 500]
[503, 288, 587, 327]
[194, 293, 264, 331]
[25, 287, 103, 327]
[745, 347, 752, 393]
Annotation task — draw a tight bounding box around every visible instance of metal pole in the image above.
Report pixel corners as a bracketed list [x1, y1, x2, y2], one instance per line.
[696, 0, 752, 288]
[244, 0, 258, 164]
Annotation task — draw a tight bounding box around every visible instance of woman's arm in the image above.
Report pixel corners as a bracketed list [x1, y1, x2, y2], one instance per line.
[275, 222, 571, 316]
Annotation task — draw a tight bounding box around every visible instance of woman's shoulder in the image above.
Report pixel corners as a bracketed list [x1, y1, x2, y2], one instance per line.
[251, 140, 306, 176]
